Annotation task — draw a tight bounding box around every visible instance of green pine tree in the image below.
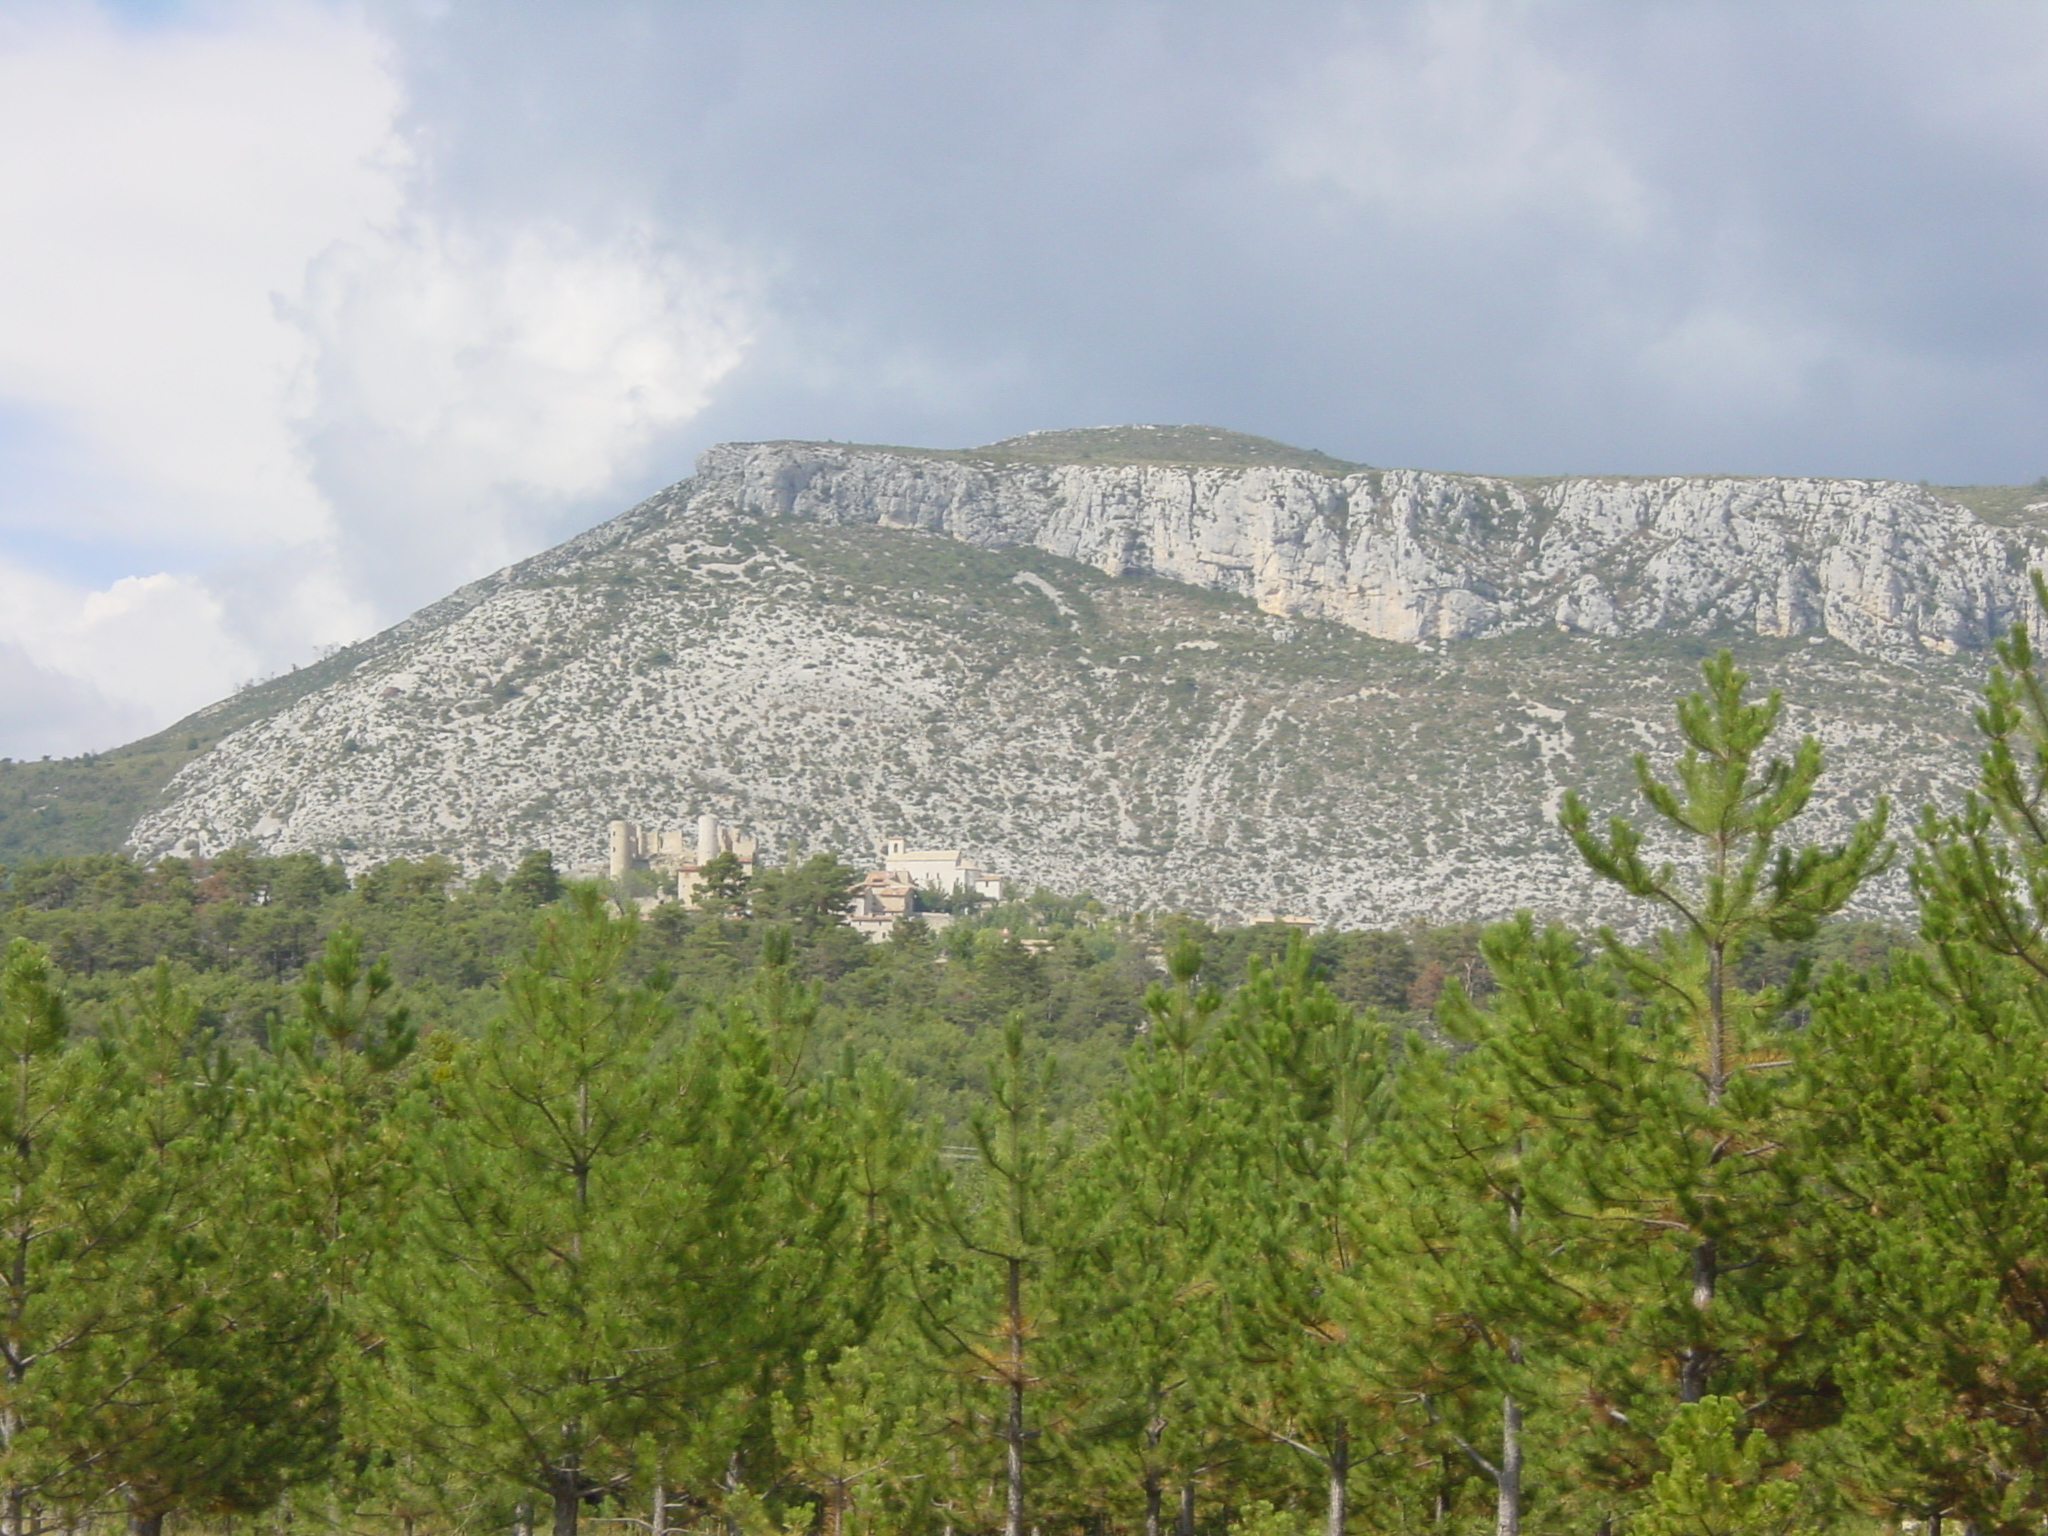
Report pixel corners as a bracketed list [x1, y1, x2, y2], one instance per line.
[918, 1015, 1075, 1536]
[1796, 578, 2048, 1531]
[1635, 1396, 1812, 1536]
[1210, 939, 1398, 1536]
[1056, 937, 1235, 1536]
[1376, 946, 1595, 1536]
[54, 962, 339, 1536]
[1551, 650, 1888, 1403]
[378, 887, 852, 1536]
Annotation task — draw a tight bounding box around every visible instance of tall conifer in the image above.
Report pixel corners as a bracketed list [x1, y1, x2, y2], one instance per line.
[919, 1016, 1073, 1536]
[377, 889, 849, 1536]
[1552, 651, 1887, 1393]
[1798, 578, 2048, 1530]
[1058, 939, 1234, 1536]
[1211, 940, 1396, 1536]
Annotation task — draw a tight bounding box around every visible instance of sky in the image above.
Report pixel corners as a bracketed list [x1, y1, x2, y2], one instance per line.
[0, 0, 2044, 757]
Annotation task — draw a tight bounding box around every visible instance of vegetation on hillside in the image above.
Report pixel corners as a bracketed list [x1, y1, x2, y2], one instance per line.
[0, 839, 1898, 1130]
[122, 506, 1987, 928]
[1925, 477, 2048, 528]
[783, 424, 1371, 477]
[0, 634, 388, 860]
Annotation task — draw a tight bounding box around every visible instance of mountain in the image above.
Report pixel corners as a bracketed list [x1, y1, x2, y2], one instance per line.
[20, 426, 2045, 927]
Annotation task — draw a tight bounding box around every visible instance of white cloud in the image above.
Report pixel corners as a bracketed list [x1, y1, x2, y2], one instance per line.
[0, 0, 402, 547]
[1635, 304, 1839, 414]
[0, 641, 154, 761]
[1264, 0, 1646, 234]
[0, 0, 401, 755]
[292, 218, 756, 607]
[0, 559, 257, 755]
[0, 1, 758, 755]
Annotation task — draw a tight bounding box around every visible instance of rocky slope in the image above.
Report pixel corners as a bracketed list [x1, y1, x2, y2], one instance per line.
[123, 428, 2036, 928]
[701, 429, 2048, 660]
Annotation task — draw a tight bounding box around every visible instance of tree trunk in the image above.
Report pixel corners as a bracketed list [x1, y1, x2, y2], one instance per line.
[1679, 1238, 1718, 1403]
[1705, 938, 1728, 1103]
[1928, 1510, 1942, 1536]
[128, 1512, 164, 1536]
[513, 1502, 533, 1536]
[1678, 1345, 1709, 1403]
[550, 1468, 580, 1536]
[650, 1482, 666, 1536]
[1494, 1393, 1522, 1536]
[1177, 1482, 1195, 1536]
[822, 1484, 846, 1536]
[1324, 1421, 1349, 1536]
[723, 1452, 745, 1536]
[1142, 1412, 1166, 1536]
[1005, 1367, 1026, 1536]
[1004, 1255, 1027, 1536]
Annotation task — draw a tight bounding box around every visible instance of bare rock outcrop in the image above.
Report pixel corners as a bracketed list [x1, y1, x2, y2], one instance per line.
[695, 442, 2048, 660]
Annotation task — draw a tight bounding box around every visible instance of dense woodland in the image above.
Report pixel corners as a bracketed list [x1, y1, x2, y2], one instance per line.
[9, 624, 2048, 1536]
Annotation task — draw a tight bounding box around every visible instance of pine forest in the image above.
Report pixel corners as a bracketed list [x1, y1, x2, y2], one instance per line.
[17, 607, 2048, 1536]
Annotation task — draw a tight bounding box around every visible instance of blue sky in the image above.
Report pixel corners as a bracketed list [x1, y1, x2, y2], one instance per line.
[0, 0, 2044, 755]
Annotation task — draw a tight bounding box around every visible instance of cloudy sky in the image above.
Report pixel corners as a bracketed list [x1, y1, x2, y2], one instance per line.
[0, 0, 2043, 757]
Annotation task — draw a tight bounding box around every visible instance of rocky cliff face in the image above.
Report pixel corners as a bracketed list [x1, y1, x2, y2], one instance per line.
[696, 439, 2048, 660]
[121, 430, 2035, 927]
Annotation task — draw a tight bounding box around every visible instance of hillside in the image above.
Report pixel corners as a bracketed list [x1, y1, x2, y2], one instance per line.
[4, 425, 2033, 925]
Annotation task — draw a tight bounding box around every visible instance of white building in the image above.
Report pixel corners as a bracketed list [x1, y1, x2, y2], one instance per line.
[878, 837, 1006, 901]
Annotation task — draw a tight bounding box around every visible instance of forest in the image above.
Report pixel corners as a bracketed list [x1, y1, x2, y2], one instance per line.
[4, 624, 2045, 1536]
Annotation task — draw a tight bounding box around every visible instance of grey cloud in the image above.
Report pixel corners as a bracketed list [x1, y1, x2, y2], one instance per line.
[360, 0, 2048, 485]
[0, 640, 155, 760]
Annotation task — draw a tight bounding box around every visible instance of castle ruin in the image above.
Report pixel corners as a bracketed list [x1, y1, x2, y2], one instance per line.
[607, 813, 758, 904]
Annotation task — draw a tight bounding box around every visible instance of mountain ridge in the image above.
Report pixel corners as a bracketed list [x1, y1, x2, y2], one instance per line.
[1, 426, 2033, 929]
[691, 434, 2048, 660]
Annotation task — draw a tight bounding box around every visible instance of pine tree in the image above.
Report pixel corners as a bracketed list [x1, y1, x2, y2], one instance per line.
[694, 851, 751, 914]
[764, 1047, 940, 1532]
[918, 1015, 1074, 1536]
[378, 889, 852, 1536]
[376, 888, 695, 1535]
[1056, 938, 1235, 1536]
[1791, 970, 2048, 1531]
[1210, 939, 1397, 1536]
[0, 943, 340, 1535]
[772, 1343, 924, 1536]
[1914, 570, 2048, 993]
[1795, 579, 2048, 1531]
[52, 963, 338, 1536]
[0, 937, 154, 1529]
[259, 921, 423, 1526]
[1634, 1396, 1814, 1536]
[1549, 650, 1888, 1406]
[686, 931, 876, 1524]
[1376, 943, 1594, 1536]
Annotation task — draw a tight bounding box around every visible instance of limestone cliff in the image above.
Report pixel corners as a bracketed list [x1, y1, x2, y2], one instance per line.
[696, 436, 2048, 660]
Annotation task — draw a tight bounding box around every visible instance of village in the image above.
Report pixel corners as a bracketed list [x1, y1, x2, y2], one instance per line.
[605, 814, 1007, 940]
